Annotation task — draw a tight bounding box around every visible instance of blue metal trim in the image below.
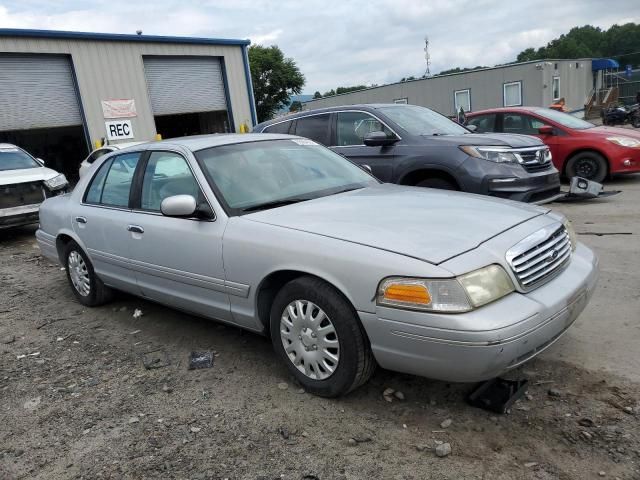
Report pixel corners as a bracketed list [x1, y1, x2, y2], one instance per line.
[242, 45, 258, 126]
[219, 57, 236, 132]
[0, 28, 250, 46]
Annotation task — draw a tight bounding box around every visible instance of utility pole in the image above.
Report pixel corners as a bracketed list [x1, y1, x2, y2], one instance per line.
[424, 36, 431, 77]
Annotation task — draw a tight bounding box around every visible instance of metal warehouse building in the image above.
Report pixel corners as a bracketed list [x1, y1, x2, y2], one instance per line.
[0, 29, 257, 178]
[303, 59, 594, 116]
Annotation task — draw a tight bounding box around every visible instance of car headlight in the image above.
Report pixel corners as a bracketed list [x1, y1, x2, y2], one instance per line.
[377, 265, 515, 313]
[607, 136, 640, 148]
[459, 146, 519, 163]
[44, 174, 68, 191]
[564, 218, 577, 251]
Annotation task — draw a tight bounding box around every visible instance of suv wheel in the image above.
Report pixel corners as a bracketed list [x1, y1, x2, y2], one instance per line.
[63, 240, 113, 307]
[566, 152, 608, 183]
[416, 177, 457, 190]
[270, 276, 376, 397]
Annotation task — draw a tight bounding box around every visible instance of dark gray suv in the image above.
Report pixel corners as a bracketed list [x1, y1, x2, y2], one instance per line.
[254, 104, 562, 203]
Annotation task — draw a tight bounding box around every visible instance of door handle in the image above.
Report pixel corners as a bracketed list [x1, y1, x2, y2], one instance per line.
[127, 225, 144, 234]
[75, 216, 87, 224]
[362, 164, 373, 173]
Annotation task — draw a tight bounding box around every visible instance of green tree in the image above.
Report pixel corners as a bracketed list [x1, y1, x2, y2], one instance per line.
[289, 100, 303, 112]
[248, 45, 305, 122]
[515, 23, 640, 67]
[313, 91, 322, 99]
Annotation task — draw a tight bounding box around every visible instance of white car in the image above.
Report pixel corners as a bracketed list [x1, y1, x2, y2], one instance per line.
[79, 141, 147, 178]
[0, 143, 69, 229]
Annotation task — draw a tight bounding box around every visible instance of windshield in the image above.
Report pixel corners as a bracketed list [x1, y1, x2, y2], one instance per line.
[534, 109, 595, 130]
[195, 139, 378, 212]
[378, 105, 470, 136]
[0, 148, 40, 171]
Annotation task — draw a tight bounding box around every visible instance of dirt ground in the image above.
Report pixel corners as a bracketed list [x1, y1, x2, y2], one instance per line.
[1, 178, 639, 480]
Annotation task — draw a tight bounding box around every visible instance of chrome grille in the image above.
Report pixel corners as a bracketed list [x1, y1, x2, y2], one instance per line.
[517, 148, 552, 173]
[506, 224, 572, 291]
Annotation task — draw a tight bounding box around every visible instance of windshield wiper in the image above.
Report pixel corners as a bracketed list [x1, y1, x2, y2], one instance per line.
[241, 198, 311, 213]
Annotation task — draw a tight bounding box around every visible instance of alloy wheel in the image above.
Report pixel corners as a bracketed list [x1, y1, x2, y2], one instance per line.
[575, 158, 598, 179]
[68, 251, 91, 297]
[280, 299, 340, 380]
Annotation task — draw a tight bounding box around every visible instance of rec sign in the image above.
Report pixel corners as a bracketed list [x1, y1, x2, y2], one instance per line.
[105, 120, 135, 140]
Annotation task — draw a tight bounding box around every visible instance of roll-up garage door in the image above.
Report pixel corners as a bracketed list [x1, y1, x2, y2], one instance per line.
[0, 55, 83, 131]
[143, 57, 228, 115]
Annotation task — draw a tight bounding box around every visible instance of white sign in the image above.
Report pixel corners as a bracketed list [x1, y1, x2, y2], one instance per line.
[105, 120, 134, 140]
[101, 99, 137, 118]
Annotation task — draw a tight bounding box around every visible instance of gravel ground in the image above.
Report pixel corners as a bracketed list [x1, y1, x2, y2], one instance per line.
[1, 179, 640, 480]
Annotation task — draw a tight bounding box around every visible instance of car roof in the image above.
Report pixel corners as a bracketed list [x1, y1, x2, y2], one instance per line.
[109, 141, 147, 150]
[254, 103, 412, 129]
[468, 106, 546, 115]
[140, 133, 301, 152]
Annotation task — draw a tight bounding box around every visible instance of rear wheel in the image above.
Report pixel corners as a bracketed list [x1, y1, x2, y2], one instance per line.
[415, 177, 457, 190]
[270, 276, 375, 397]
[566, 152, 608, 183]
[63, 240, 113, 307]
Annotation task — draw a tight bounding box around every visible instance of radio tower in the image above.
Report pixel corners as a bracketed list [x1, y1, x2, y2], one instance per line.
[424, 36, 431, 77]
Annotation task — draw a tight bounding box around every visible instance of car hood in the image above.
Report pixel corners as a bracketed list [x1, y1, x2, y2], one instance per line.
[0, 166, 61, 186]
[582, 125, 640, 139]
[419, 132, 544, 148]
[243, 184, 548, 264]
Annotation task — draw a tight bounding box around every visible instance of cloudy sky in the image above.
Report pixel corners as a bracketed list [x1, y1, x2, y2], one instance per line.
[1, 0, 638, 93]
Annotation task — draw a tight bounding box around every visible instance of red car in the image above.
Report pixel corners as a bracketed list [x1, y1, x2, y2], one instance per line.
[466, 107, 640, 182]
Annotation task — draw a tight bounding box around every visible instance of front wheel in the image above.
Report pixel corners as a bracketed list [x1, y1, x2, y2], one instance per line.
[270, 276, 376, 397]
[63, 241, 113, 307]
[565, 152, 608, 183]
[415, 177, 457, 190]
[632, 116, 640, 128]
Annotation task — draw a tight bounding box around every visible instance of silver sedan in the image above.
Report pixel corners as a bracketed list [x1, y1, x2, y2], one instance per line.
[36, 134, 598, 397]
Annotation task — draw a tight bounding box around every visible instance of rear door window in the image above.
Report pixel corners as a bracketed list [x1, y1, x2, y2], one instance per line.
[293, 114, 331, 145]
[85, 152, 141, 207]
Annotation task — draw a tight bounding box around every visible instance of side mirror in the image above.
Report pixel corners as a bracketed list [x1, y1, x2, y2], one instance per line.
[363, 131, 398, 147]
[160, 194, 197, 217]
[466, 124, 478, 132]
[538, 125, 554, 135]
[36, 158, 45, 166]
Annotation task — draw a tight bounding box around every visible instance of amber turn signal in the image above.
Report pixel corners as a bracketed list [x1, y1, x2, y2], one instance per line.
[383, 283, 431, 304]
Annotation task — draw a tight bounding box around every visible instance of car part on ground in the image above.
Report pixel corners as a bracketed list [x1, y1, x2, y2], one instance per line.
[467, 377, 529, 414]
[0, 143, 69, 229]
[36, 133, 598, 397]
[555, 176, 621, 202]
[466, 106, 640, 181]
[254, 104, 561, 204]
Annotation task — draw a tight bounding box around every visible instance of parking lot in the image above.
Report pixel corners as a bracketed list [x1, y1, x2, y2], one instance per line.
[1, 177, 639, 480]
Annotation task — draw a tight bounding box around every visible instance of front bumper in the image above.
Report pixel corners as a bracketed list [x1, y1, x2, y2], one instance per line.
[0, 203, 40, 229]
[458, 156, 561, 203]
[359, 243, 598, 383]
[608, 146, 640, 175]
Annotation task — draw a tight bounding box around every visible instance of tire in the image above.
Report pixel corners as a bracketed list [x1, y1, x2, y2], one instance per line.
[63, 240, 113, 307]
[565, 152, 608, 183]
[269, 276, 376, 397]
[632, 116, 640, 129]
[415, 177, 457, 190]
